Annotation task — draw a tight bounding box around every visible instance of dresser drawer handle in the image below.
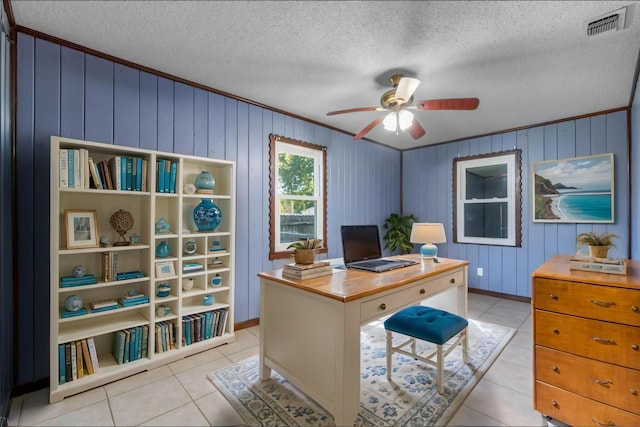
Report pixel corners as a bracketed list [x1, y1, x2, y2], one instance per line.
[590, 299, 615, 307]
[551, 400, 558, 408]
[591, 418, 615, 427]
[419, 289, 426, 295]
[592, 336, 616, 345]
[552, 365, 559, 373]
[630, 388, 638, 396]
[590, 376, 613, 387]
[450, 278, 455, 284]
[632, 306, 639, 313]
[553, 328, 560, 335]
[550, 293, 558, 300]
[632, 344, 639, 351]
[379, 303, 387, 310]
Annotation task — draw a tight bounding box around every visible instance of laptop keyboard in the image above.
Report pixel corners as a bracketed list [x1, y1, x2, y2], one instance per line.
[354, 259, 396, 268]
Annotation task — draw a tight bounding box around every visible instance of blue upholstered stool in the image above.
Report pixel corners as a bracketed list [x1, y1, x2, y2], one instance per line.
[384, 305, 469, 394]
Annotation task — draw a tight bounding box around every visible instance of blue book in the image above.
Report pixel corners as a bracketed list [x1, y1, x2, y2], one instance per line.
[119, 297, 149, 307]
[59, 344, 66, 384]
[113, 330, 126, 364]
[91, 305, 118, 313]
[157, 159, 166, 192]
[163, 160, 171, 193]
[121, 157, 127, 190]
[60, 307, 88, 318]
[169, 162, 177, 193]
[184, 317, 191, 345]
[136, 326, 143, 359]
[123, 330, 130, 363]
[136, 157, 143, 191]
[68, 149, 74, 188]
[126, 157, 133, 190]
[61, 274, 97, 282]
[204, 312, 211, 339]
[160, 322, 167, 351]
[129, 327, 137, 361]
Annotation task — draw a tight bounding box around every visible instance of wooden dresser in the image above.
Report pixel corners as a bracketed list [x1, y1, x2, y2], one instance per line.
[532, 255, 640, 426]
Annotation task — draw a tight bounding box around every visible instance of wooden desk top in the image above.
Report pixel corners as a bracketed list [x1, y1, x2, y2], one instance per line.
[258, 254, 469, 303]
[532, 254, 640, 289]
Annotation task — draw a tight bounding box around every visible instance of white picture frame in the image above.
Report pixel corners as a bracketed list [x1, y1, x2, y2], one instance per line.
[65, 209, 99, 249]
[155, 261, 176, 278]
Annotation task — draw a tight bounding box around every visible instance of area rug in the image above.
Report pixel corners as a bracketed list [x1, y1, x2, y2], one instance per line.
[208, 319, 515, 426]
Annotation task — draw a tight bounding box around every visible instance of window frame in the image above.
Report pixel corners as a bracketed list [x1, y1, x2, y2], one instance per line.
[452, 150, 522, 247]
[268, 134, 327, 260]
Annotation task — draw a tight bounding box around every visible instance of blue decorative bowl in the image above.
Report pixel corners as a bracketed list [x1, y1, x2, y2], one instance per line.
[156, 283, 171, 298]
[64, 295, 83, 312]
[71, 265, 86, 278]
[203, 295, 215, 306]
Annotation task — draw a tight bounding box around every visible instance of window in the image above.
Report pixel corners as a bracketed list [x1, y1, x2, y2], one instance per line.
[268, 134, 327, 259]
[453, 150, 522, 247]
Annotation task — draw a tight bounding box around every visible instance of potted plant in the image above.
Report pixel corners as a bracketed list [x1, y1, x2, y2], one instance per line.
[576, 231, 619, 258]
[287, 238, 323, 264]
[382, 213, 417, 255]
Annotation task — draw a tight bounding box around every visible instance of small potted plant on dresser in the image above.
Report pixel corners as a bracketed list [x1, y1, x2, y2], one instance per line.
[287, 238, 323, 264]
[576, 231, 619, 258]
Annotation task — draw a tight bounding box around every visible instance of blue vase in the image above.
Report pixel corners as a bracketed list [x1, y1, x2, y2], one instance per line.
[194, 171, 215, 193]
[193, 199, 222, 231]
[156, 241, 170, 258]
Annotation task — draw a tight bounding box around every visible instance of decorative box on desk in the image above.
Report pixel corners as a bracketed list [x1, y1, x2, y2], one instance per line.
[569, 251, 627, 275]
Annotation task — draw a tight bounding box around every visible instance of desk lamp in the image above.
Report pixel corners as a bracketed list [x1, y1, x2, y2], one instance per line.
[410, 223, 446, 259]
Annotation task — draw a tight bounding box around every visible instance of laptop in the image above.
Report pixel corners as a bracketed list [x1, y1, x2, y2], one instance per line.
[340, 225, 417, 273]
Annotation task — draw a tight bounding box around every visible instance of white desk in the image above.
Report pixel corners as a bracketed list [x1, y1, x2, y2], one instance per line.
[258, 255, 469, 426]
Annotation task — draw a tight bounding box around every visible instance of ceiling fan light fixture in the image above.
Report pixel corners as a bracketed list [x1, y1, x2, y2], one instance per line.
[383, 110, 414, 132]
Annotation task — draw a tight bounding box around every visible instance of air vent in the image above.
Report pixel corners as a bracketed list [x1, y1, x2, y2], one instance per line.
[587, 7, 627, 36]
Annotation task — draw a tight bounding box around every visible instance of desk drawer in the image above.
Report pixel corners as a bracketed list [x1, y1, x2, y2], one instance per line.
[535, 346, 640, 414]
[535, 381, 640, 427]
[534, 278, 640, 325]
[535, 310, 640, 370]
[360, 270, 464, 323]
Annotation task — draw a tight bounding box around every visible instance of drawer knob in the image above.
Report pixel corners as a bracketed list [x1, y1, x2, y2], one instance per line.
[419, 289, 426, 295]
[591, 418, 615, 427]
[630, 388, 638, 396]
[553, 328, 560, 335]
[450, 278, 455, 284]
[632, 306, 639, 313]
[379, 303, 387, 310]
[590, 376, 613, 387]
[550, 293, 558, 300]
[632, 344, 639, 351]
[590, 299, 615, 307]
[551, 400, 558, 408]
[591, 336, 616, 345]
[552, 365, 559, 373]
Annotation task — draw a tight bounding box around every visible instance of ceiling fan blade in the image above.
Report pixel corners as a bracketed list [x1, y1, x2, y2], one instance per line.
[413, 98, 480, 111]
[353, 116, 384, 140]
[407, 118, 426, 140]
[327, 106, 383, 116]
[395, 77, 421, 104]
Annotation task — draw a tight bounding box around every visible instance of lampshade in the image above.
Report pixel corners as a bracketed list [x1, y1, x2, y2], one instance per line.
[410, 223, 446, 259]
[383, 110, 414, 132]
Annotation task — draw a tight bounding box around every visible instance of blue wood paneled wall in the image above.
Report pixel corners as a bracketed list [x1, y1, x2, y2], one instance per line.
[1, 1, 14, 415]
[14, 33, 401, 385]
[403, 111, 630, 297]
[632, 71, 640, 260]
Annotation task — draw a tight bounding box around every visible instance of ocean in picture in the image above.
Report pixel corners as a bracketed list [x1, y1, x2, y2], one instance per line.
[550, 189, 612, 221]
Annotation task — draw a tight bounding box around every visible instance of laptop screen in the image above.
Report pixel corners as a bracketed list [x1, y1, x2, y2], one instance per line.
[341, 225, 383, 264]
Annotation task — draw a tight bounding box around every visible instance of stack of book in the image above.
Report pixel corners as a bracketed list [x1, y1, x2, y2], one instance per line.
[282, 261, 333, 280]
[102, 252, 118, 282]
[183, 262, 204, 273]
[570, 251, 627, 275]
[90, 299, 119, 313]
[113, 325, 149, 365]
[58, 337, 99, 384]
[59, 149, 148, 191]
[60, 274, 98, 288]
[118, 293, 149, 307]
[116, 270, 145, 281]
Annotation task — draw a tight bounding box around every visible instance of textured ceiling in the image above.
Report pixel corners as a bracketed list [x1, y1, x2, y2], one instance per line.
[10, 1, 640, 150]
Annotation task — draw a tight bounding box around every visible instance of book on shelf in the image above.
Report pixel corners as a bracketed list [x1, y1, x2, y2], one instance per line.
[59, 149, 69, 188]
[102, 252, 118, 282]
[60, 307, 88, 318]
[169, 162, 177, 193]
[81, 339, 93, 375]
[283, 261, 330, 271]
[113, 330, 126, 364]
[108, 156, 121, 190]
[123, 330, 131, 363]
[58, 344, 66, 384]
[141, 159, 148, 192]
[90, 299, 119, 310]
[141, 325, 149, 358]
[135, 157, 143, 191]
[71, 342, 77, 380]
[64, 343, 72, 383]
[87, 157, 102, 189]
[75, 341, 84, 379]
[118, 296, 149, 307]
[60, 275, 98, 287]
[183, 263, 204, 272]
[87, 337, 100, 370]
[116, 271, 145, 280]
[82, 149, 90, 189]
[569, 251, 627, 275]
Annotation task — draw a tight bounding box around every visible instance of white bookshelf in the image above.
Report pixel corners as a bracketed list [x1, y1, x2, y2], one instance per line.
[49, 136, 236, 402]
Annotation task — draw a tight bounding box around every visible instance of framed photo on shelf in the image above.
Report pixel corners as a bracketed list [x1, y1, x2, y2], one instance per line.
[65, 209, 99, 249]
[156, 261, 176, 278]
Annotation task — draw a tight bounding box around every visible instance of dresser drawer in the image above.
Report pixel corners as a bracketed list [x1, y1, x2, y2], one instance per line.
[535, 310, 640, 370]
[360, 270, 464, 323]
[535, 346, 640, 414]
[534, 278, 640, 325]
[535, 381, 640, 427]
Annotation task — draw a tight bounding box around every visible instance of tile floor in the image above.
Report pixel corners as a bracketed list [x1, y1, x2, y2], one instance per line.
[8, 293, 548, 426]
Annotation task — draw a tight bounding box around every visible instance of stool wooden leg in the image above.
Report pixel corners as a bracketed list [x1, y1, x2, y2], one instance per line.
[436, 344, 444, 394]
[462, 329, 469, 364]
[386, 330, 392, 379]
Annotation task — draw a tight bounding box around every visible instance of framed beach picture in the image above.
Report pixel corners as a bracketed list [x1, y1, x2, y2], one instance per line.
[155, 261, 176, 278]
[532, 153, 614, 223]
[65, 209, 99, 249]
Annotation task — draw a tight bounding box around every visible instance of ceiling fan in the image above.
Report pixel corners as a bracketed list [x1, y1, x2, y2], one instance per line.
[327, 74, 479, 140]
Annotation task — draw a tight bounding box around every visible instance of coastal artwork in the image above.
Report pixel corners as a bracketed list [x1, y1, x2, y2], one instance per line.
[532, 153, 614, 223]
